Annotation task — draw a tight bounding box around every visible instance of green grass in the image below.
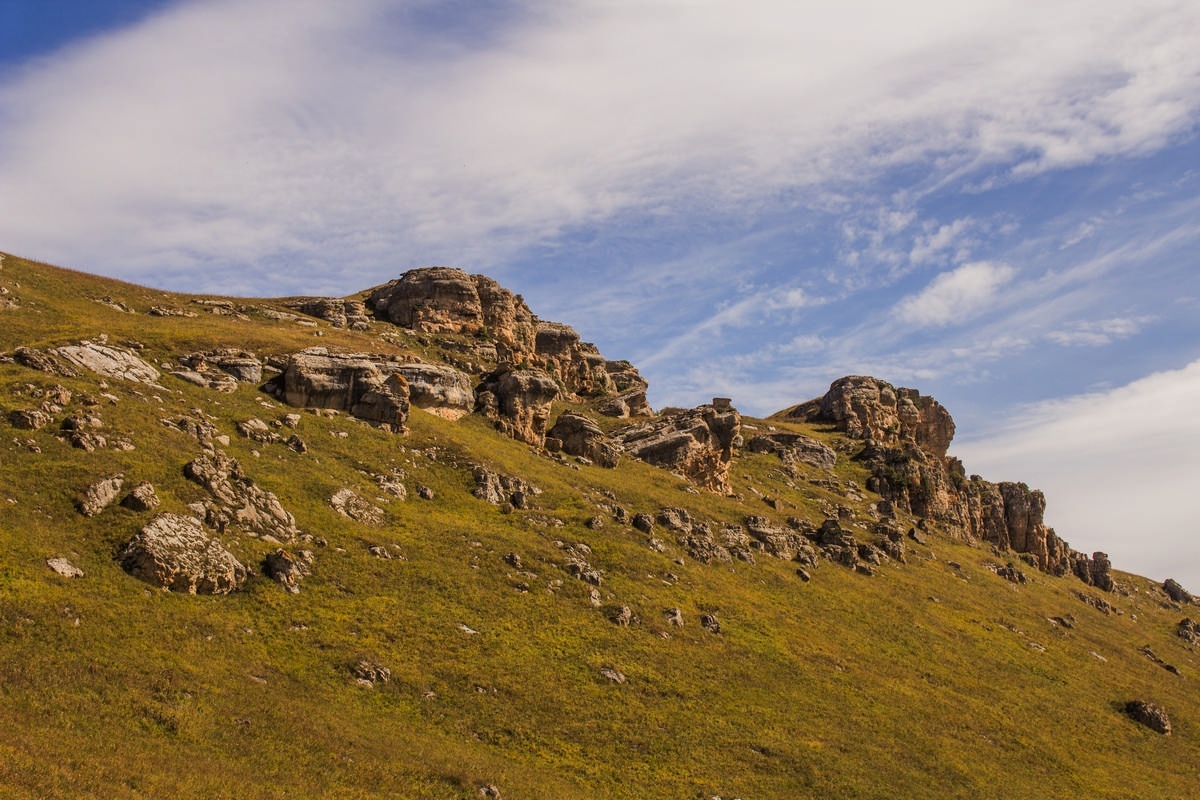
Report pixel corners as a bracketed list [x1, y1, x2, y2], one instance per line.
[1, 252, 1197, 798]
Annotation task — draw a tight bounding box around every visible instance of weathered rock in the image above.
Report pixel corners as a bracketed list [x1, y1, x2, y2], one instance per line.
[546, 412, 620, 468]
[368, 267, 487, 334]
[118, 513, 248, 594]
[533, 322, 614, 398]
[1124, 700, 1171, 734]
[746, 432, 837, 470]
[598, 667, 627, 684]
[700, 614, 721, 633]
[178, 348, 263, 385]
[994, 562, 1028, 584]
[616, 403, 740, 494]
[475, 368, 559, 447]
[184, 450, 299, 541]
[46, 558, 84, 578]
[289, 298, 371, 331]
[664, 608, 685, 627]
[1164, 578, 1193, 604]
[53, 341, 160, 384]
[76, 475, 125, 517]
[11, 346, 79, 377]
[121, 481, 160, 512]
[277, 348, 410, 432]
[1071, 551, 1113, 592]
[471, 274, 537, 362]
[264, 548, 311, 592]
[9, 408, 52, 430]
[1177, 618, 1200, 646]
[743, 515, 812, 561]
[330, 488, 386, 525]
[781, 375, 954, 458]
[161, 413, 219, 447]
[601, 360, 652, 417]
[609, 605, 634, 626]
[352, 658, 391, 687]
[472, 466, 540, 507]
[395, 363, 474, 420]
[237, 418, 279, 444]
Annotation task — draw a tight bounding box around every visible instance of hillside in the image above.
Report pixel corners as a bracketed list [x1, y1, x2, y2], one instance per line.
[0, 251, 1197, 799]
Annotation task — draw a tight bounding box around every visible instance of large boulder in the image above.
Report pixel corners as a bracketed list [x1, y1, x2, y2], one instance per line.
[547, 412, 620, 468]
[118, 513, 248, 594]
[616, 403, 741, 494]
[368, 267, 487, 334]
[475, 368, 560, 447]
[277, 348, 410, 432]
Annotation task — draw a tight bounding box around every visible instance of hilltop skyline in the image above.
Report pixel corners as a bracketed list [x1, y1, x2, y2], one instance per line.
[1, 0, 1199, 586]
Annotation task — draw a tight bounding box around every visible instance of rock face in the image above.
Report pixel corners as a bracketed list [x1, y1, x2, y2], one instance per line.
[547, 412, 620, 468]
[119, 513, 248, 594]
[617, 403, 741, 493]
[475, 368, 560, 447]
[277, 348, 411, 432]
[289, 298, 371, 331]
[396, 363, 475, 420]
[369, 267, 491, 334]
[53, 341, 160, 384]
[598, 360, 653, 418]
[533, 322, 612, 398]
[184, 451, 300, 541]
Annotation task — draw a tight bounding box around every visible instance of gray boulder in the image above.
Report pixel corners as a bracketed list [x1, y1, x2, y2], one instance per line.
[119, 513, 248, 594]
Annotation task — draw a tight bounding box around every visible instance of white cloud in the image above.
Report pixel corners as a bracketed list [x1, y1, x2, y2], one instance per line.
[894, 261, 1015, 327]
[1, 0, 1199, 293]
[908, 218, 975, 265]
[954, 359, 1200, 589]
[1047, 317, 1149, 347]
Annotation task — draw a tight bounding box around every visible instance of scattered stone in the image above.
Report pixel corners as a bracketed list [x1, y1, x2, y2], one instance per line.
[632, 513, 654, 534]
[700, 614, 721, 633]
[1124, 700, 1171, 734]
[599, 667, 626, 684]
[284, 434, 307, 453]
[416, 485, 434, 500]
[907, 527, 928, 546]
[352, 658, 391, 687]
[367, 545, 393, 560]
[46, 558, 83, 578]
[264, 549, 311, 592]
[237, 418, 279, 443]
[330, 488, 386, 525]
[795, 567, 812, 582]
[9, 409, 52, 430]
[1050, 615, 1076, 629]
[118, 513, 248, 594]
[665, 608, 684, 627]
[585, 515, 604, 530]
[120, 481, 160, 512]
[11, 346, 79, 377]
[161, 413, 219, 447]
[76, 475, 124, 517]
[1164, 578, 1193, 604]
[478, 784, 503, 799]
[855, 563, 875, 576]
[994, 562, 1027, 584]
[609, 605, 634, 626]
[1075, 591, 1120, 615]
[503, 552, 523, 569]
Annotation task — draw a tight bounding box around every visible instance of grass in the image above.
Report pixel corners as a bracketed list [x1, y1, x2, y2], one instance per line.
[1, 252, 1198, 798]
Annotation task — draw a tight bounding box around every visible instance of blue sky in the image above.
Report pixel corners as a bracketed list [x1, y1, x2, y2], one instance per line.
[2, 0, 1199, 587]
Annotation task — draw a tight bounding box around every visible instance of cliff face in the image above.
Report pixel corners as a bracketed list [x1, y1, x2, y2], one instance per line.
[780, 375, 1110, 586]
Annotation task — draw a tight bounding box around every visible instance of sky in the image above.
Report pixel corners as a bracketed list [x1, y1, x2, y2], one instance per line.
[1, 0, 1198, 587]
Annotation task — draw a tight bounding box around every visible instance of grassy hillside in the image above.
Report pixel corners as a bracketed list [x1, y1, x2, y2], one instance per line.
[0, 252, 1196, 799]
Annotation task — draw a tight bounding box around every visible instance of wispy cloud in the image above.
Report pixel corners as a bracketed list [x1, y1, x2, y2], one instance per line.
[1047, 317, 1150, 347]
[894, 261, 1015, 327]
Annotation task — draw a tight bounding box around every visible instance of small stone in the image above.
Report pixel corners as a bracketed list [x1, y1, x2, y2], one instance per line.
[795, 567, 812, 582]
[609, 605, 634, 626]
[599, 667, 626, 684]
[700, 613, 721, 633]
[585, 515, 604, 530]
[47, 558, 83, 578]
[416, 485, 434, 500]
[9, 409, 52, 430]
[665, 607, 684, 627]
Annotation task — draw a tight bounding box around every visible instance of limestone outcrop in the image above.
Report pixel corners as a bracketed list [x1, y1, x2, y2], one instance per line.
[746, 431, 837, 470]
[475, 368, 559, 447]
[396, 363, 475, 420]
[276, 348, 411, 432]
[547, 412, 620, 468]
[184, 450, 300, 542]
[616, 402, 741, 493]
[118, 513, 248, 594]
[54, 340, 160, 384]
[289, 298, 371, 331]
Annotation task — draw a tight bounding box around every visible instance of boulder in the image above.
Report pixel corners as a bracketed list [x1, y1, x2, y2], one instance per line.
[277, 348, 410, 432]
[264, 548, 311, 592]
[46, 558, 84, 578]
[118, 513, 248, 594]
[9, 408, 52, 430]
[1124, 700, 1171, 734]
[475, 368, 559, 447]
[288, 298, 371, 331]
[121, 481, 160, 512]
[547, 412, 620, 468]
[184, 450, 300, 541]
[76, 475, 125, 517]
[178, 348, 263, 384]
[368, 267, 486, 334]
[352, 658, 391, 687]
[53, 341, 160, 384]
[1164, 578, 1193, 604]
[330, 488, 386, 525]
[616, 403, 741, 493]
[472, 466, 540, 507]
[161, 414, 219, 447]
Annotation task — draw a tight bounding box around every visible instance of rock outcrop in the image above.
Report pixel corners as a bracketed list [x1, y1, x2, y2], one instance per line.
[118, 513, 248, 594]
[396, 363, 475, 420]
[781, 376, 1096, 583]
[184, 450, 300, 541]
[475, 368, 559, 447]
[746, 431, 837, 470]
[288, 298, 371, 331]
[547, 412, 620, 468]
[616, 402, 741, 493]
[276, 348, 411, 432]
[53, 341, 160, 384]
[533, 322, 612, 398]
